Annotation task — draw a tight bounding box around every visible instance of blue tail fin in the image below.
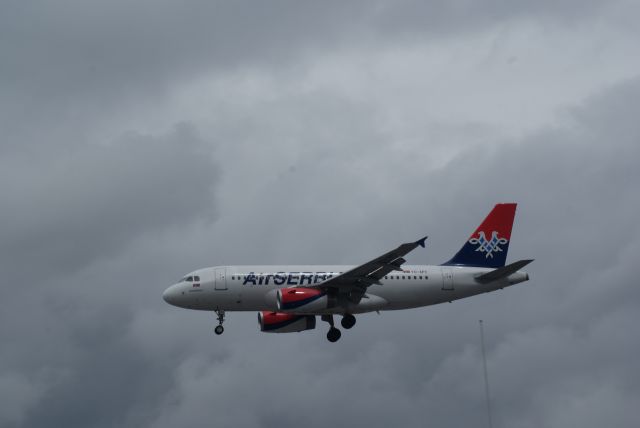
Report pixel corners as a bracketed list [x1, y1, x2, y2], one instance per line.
[442, 203, 517, 268]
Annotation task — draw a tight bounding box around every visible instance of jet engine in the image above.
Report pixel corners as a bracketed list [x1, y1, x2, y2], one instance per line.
[276, 287, 335, 312]
[258, 311, 316, 333]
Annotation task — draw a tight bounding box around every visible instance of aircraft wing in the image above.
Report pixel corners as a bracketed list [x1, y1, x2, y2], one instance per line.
[318, 236, 427, 304]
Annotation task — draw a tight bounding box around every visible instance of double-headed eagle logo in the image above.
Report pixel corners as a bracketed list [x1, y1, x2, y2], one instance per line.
[468, 231, 508, 259]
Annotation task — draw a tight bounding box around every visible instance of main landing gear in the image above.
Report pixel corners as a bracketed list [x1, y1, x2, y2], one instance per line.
[214, 309, 225, 335]
[341, 314, 356, 329]
[322, 314, 356, 342]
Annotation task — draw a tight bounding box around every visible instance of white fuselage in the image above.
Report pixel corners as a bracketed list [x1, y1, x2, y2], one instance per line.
[162, 264, 529, 314]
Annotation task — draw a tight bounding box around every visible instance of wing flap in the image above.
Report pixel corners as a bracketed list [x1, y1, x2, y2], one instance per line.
[318, 236, 427, 304]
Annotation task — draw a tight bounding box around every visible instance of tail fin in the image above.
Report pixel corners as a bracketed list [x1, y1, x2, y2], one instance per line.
[442, 203, 517, 268]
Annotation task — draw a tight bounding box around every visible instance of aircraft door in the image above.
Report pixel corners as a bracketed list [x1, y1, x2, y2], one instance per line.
[215, 268, 227, 290]
[441, 268, 454, 290]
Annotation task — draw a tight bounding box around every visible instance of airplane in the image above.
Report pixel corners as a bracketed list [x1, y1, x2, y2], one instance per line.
[162, 203, 533, 342]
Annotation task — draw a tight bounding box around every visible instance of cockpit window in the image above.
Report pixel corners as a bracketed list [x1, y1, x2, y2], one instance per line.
[193, 276, 200, 282]
[185, 276, 193, 282]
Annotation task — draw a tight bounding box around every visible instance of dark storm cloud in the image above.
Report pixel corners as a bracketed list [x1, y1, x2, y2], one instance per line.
[0, 121, 219, 427]
[374, 0, 606, 36]
[0, 0, 629, 163]
[0, 123, 218, 282]
[0, 0, 618, 143]
[0, 0, 359, 154]
[1, 1, 640, 428]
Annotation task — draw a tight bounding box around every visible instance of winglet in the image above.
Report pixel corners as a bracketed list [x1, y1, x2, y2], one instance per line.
[416, 236, 428, 248]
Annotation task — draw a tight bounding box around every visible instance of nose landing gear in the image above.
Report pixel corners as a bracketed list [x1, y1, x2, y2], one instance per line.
[214, 309, 225, 335]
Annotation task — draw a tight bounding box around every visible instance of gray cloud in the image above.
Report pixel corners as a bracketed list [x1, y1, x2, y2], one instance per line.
[373, 0, 607, 36]
[9, 75, 638, 428]
[1, 0, 628, 154]
[144, 79, 640, 427]
[0, 123, 218, 283]
[134, 76, 640, 428]
[1, 1, 640, 428]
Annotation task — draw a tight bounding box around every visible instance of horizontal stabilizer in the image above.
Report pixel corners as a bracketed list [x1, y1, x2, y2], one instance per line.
[475, 259, 534, 283]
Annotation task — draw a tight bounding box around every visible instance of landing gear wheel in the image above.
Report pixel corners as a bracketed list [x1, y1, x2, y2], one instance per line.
[214, 309, 225, 335]
[341, 314, 356, 329]
[327, 327, 341, 342]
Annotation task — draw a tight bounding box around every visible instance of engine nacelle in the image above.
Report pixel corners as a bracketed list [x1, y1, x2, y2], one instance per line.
[276, 287, 333, 312]
[258, 311, 316, 333]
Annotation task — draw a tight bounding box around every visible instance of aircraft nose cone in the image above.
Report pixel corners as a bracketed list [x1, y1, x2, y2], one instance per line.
[162, 285, 177, 305]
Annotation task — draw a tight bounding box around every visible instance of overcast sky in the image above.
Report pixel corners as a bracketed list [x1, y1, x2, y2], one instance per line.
[1, 1, 640, 427]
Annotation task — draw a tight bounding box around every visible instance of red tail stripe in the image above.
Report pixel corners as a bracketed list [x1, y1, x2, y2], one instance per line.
[471, 203, 517, 240]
